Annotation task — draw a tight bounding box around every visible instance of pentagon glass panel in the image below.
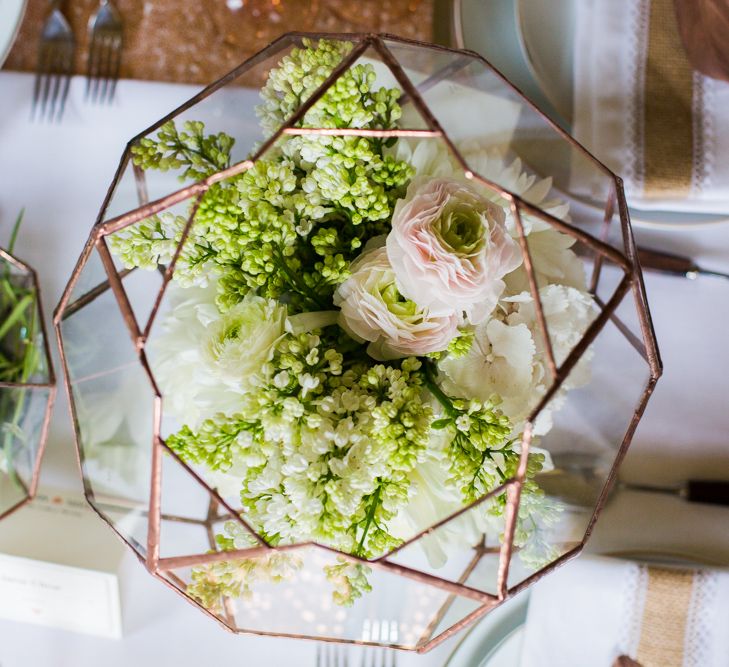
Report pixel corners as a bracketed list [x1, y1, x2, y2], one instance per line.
[57, 245, 156, 559]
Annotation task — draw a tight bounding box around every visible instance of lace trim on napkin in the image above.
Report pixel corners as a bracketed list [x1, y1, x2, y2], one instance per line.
[692, 74, 715, 196]
[625, 0, 651, 191]
[684, 570, 718, 667]
[618, 563, 647, 657]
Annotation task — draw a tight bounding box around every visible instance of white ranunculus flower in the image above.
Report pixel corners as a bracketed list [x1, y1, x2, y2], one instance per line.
[202, 292, 287, 389]
[150, 284, 285, 428]
[440, 284, 596, 434]
[333, 247, 460, 360]
[150, 283, 239, 429]
[387, 177, 522, 324]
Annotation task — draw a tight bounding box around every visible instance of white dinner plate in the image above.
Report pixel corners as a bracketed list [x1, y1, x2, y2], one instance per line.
[0, 0, 27, 68]
[445, 593, 529, 667]
[457, 0, 729, 229]
[514, 0, 575, 124]
[451, 0, 564, 127]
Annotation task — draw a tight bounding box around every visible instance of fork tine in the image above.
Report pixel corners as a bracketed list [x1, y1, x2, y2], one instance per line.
[39, 62, 55, 122]
[56, 45, 74, 121]
[98, 35, 114, 103]
[85, 32, 97, 99]
[47, 71, 63, 122]
[105, 36, 123, 103]
[89, 35, 104, 103]
[86, 33, 101, 101]
[32, 47, 49, 119]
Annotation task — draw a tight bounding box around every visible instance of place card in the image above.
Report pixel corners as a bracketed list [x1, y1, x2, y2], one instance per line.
[0, 487, 124, 638]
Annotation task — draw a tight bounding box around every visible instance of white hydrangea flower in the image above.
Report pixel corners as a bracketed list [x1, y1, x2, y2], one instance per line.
[394, 137, 570, 231]
[440, 284, 597, 435]
[149, 282, 244, 429]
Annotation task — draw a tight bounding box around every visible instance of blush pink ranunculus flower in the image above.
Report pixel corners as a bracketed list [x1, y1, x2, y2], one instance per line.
[333, 247, 460, 360]
[386, 177, 522, 324]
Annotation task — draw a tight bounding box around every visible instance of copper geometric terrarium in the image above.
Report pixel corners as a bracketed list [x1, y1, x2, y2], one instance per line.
[0, 246, 56, 521]
[54, 33, 661, 652]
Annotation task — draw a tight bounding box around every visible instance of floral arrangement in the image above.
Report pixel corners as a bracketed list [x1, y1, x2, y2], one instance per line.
[110, 39, 595, 609]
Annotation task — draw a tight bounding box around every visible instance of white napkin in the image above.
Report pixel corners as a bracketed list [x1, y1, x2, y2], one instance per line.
[519, 555, 729, 667]
[571, 0, 729, 214]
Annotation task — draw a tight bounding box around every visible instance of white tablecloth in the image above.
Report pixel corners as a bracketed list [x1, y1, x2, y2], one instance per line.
[0, 71, 728, 667]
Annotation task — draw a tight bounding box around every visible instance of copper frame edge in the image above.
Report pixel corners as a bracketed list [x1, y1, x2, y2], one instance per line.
[528, 272, 633, 423]
[512, 203, 557, 377]
[142, 194, 205, 341]
[95, 236, 143, 346]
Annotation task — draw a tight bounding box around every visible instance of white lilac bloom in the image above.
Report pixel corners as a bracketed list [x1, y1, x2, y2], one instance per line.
[333, 247, 460, 360]
[439, 284, 596, 434]
[386, 177, 522, 325]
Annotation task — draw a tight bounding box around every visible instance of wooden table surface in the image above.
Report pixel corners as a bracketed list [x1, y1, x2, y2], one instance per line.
[4, 0, 434, 85]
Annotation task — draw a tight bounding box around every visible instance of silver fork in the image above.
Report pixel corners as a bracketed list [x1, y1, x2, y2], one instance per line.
[361, 620, 399, 667]
[85, 0, 123, 103]
[316, 643, 350, 667]
[32, 0, 75, 122]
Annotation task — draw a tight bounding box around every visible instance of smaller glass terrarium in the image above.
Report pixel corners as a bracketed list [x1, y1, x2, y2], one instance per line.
[0, 246, 56, 520]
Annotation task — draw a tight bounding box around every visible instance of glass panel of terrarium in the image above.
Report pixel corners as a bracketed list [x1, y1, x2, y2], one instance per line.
[95, 154, 145, 225]
[0, 385, 50, 492]
[59, 248, 156, 559]
[102, 192, 204, 337]
[102, 34, 366, 220]
[62, 239, 111, 314]
[161, 543, 481, 650]
[592, 253, 648, 360]
[384, 484, 509, 598]
[156, 448, 260, 559]
[0, 385, 34, 517]
[330, 46, 435, 131]
[506, 313, 654, 591]
[382, 39, 616, 230]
